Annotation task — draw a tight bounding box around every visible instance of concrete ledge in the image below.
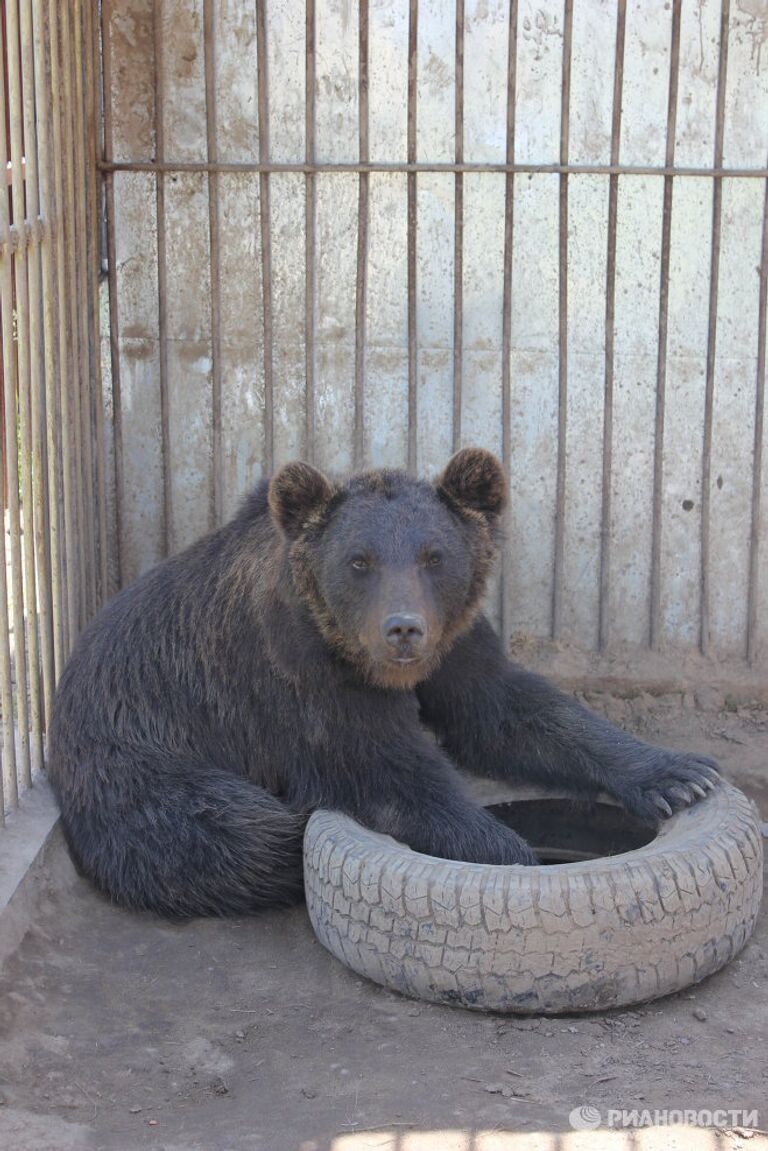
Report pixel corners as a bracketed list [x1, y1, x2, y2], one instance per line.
[0, 775, 61, 970]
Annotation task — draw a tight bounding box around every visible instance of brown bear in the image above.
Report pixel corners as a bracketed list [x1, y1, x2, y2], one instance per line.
[47, 449, 719, 918]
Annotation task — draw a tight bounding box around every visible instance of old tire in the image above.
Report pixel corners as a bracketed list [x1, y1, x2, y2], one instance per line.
[303, 782, 763, 1013]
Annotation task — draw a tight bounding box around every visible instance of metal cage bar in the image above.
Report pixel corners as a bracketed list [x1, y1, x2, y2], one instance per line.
[452, 0, 464, 455]
[304, 0, 316, 466]
[701, 0, 731, 658]
[353, 0, 369, 472]
[255, 0, 274, 474]
[203, 0, 223, 530]
[0, 0, 103, 819]
[406, 0, 418, 474]
[499, 0, 519, 642]
[551, 0, 574, 642]
[597, 0, 627, 653]
[649, 0, 683, 653]
[152, 0, 172, 557]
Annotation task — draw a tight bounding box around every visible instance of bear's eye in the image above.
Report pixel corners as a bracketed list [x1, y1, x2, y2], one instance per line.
[426, 553, 442, 568]
[350, 557, 370, 572]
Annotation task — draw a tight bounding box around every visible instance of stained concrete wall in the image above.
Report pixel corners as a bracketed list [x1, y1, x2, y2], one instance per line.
[103, 0, 768, 691]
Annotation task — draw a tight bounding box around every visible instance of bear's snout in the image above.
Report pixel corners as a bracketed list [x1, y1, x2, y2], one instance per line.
[381, 613, 427, 660]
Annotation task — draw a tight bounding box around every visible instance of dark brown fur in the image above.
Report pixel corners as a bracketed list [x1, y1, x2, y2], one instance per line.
[47, 449, 720, 918]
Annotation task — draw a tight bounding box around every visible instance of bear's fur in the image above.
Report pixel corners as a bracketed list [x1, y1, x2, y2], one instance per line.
[48, 449, 719, 918]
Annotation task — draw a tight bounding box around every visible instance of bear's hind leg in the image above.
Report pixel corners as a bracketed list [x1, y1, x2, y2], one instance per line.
[52, 757, 306, 918]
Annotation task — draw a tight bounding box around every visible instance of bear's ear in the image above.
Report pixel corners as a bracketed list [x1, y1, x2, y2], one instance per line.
[268, 461, 334, 539]
[437, 448, 507, 519]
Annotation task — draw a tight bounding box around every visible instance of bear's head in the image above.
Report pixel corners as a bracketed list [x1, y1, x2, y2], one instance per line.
[268, 449, 506, 689]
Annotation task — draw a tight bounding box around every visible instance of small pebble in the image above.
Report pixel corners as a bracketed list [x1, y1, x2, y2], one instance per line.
[129, 1105, 142, 1114]
[484, 1083, 505, 1095]
[692, 1007, 707, 1022]
[301, 1087, 317, 1099]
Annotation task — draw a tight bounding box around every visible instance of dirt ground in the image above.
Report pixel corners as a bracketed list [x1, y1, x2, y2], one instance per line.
[0, 694, 766, 1151]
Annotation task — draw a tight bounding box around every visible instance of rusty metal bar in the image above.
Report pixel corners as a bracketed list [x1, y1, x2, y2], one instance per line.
[304, 0, 316, 465]
[255, 0, 274, 473]
[31, 0, 65, 681]
[747, 164, 768, 666]
[0, 220, 45, 256]
[406, 0, 418, 473]
[452, 0, 464, 454]
[100, 0, 124, 589]
[701, 0, 730, 657]
[0, 37, 20, 812]
[0, 22, 30, 792]
[0, 468, 13, 818]
[97, 159, 768, 180]
[83, 0, 110, 604]
[650, 0, 682, 652]
[551, 0, 573, 642]
[153, 0, 172, 555]
[71, 0, 98, 628]
[598, 0, 627, 653]
[203, 0, 222, 527]
[60, 0, 89, 638]
[353, 0, 369, 471]
[500, 0, 518, 642]
[49, 0, 78, 653]
[6, 0, 44, 773]
[19, 0, 55, 730]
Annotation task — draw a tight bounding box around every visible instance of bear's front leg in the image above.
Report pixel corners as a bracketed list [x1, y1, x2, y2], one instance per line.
[292, 685, 538, 866]
[354, 749, 540, 867]
[417, 616, 720, 824]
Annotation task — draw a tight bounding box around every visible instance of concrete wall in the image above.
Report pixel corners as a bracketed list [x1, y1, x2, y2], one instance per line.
[103, 0, 768, 691]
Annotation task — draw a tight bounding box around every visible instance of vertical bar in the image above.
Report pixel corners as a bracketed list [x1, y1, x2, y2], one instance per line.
[153, 0, 172, 553]
[49, 0, 79, 649]
[6, 0, 44, 774]
[100, 0, 124, 590]
[747, 166, 768, 665]
[30, 0, 65, 681]
[203, 0, 223, 526]
[60, 0, 89, 639]
[650, 0, 682, 651]
[0, 40, 20, 809]
[305, 0, 316, 465]
[0, 468, 13, 817]
[499, 0, 518, 641]
[353, 0, 369, 471]
[551, 0, 574, 641]
[406, 0, 418, 473]
[452, 0, 464, 454]
[83, 0, 110, 604]
[598, 0, 627, 653]
[19, 0, 55, 729]
[700, 0, 730, 657]
[71, 0, 97, 627]
[255, 0, 274, 473]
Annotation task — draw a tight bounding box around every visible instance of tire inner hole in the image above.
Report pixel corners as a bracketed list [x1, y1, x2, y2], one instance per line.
[486, 798, 658, 865]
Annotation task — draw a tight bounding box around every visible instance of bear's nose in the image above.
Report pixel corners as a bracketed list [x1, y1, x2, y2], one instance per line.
[382, 613, 427, 651]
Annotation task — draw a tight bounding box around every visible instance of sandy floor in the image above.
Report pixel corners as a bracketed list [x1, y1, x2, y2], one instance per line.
[0, 695, 766, 1151]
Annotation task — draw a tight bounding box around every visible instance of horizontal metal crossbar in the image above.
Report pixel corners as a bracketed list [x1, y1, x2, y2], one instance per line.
[97, 159, 768, 179]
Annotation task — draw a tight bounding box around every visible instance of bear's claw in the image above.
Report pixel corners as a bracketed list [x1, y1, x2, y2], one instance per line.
[613, 750, 721, 824]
